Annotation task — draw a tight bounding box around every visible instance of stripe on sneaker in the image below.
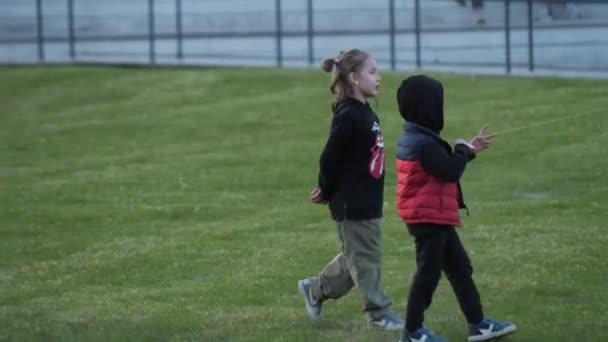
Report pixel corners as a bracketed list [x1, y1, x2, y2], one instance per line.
[468, 324, 517, 342]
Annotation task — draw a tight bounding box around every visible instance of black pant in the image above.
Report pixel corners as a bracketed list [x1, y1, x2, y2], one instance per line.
[405, 224, 483, 333]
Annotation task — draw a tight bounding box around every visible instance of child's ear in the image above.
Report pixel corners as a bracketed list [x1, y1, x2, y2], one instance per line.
[348, 72, 358, 86]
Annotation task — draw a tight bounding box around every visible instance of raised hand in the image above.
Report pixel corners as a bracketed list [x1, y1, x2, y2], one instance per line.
[470, 125, 497, 153]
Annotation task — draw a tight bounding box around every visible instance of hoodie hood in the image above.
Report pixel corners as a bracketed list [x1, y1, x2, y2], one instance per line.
[396, 75, 444, 133]
[332, 97, 369, 114]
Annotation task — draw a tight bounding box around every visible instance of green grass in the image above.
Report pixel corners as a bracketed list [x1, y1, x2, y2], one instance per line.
[1, 66, 607, 342]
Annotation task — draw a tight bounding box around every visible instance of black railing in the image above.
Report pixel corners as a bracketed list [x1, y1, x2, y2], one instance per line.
[2, 0, 607, 74]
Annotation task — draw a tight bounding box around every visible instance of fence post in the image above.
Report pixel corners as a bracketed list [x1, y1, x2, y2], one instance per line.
[148, 0, 156, 64]
[389, 0, 396, 71]
[307, 0, 314, 65]
[67, 0, 76, 60]
[275, 0, 283, 67]
[505, 0, 511, 74]
[414, 0, 421, 68]
[176, 0, 183, 60]
[527, 0, 535, 71]
[36, 0, 44, 61]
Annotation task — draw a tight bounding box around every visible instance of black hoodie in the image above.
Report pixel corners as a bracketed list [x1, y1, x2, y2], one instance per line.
[396, 75, 475, 206]
[318, 98, 385, 221]
[397, 74, 445, 133]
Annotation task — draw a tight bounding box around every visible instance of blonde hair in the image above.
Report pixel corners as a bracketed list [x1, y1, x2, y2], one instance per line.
[321, 49, 371, 111]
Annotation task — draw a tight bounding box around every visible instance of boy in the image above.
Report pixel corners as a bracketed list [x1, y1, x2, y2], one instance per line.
[395, 75, 516, 342]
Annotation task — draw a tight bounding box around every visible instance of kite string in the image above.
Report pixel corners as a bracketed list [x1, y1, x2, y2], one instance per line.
[493, 105, 607, 135]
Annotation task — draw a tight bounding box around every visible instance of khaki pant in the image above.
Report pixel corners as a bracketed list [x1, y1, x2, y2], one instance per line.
[311, 218, 392, 319]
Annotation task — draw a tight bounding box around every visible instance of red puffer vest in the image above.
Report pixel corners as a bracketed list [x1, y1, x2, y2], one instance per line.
[396, 160, 460, 226]
[395, 123, 462, 227]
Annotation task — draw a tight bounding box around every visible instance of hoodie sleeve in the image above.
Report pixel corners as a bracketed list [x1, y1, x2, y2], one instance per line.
[419, 142, 475, 182]
[318, 110, 354, 200]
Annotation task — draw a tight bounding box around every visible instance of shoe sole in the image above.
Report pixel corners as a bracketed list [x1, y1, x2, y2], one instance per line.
[468, 324, 517, 341]
[297, 280, 321, 322]
[368, 320, 405, 331]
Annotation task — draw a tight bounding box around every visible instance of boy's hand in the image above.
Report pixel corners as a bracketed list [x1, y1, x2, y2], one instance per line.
[310, 187, 327, 204]
[470, 126, 497, 153]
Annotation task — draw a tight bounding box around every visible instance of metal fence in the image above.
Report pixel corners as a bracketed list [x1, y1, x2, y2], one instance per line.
[2, 0, 608, 76]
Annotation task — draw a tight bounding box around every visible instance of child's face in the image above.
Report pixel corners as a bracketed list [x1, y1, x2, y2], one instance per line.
[354, 57, 381, 98]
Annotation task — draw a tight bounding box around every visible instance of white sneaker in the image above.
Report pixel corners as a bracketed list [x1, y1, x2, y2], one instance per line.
[297, 278, 323, 321]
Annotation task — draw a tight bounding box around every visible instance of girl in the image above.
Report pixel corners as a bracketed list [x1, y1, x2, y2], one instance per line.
[297, 49, 404, 330]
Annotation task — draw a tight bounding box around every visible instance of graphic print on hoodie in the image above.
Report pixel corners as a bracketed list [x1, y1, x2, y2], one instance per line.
[369, 121, 384, 180]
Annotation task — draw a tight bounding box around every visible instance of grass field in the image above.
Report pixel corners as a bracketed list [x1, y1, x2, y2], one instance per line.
[1, 66, 607, 342]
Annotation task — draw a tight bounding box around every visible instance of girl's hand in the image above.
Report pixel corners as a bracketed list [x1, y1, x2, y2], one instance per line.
[470, 126, 497, 153]
[310, 187, 327, 204]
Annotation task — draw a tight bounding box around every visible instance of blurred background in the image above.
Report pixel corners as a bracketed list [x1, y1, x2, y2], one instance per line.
[1, 0, 608, 78]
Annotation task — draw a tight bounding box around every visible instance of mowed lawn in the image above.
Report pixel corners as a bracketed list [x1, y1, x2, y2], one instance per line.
[0, 66, 606, 342]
